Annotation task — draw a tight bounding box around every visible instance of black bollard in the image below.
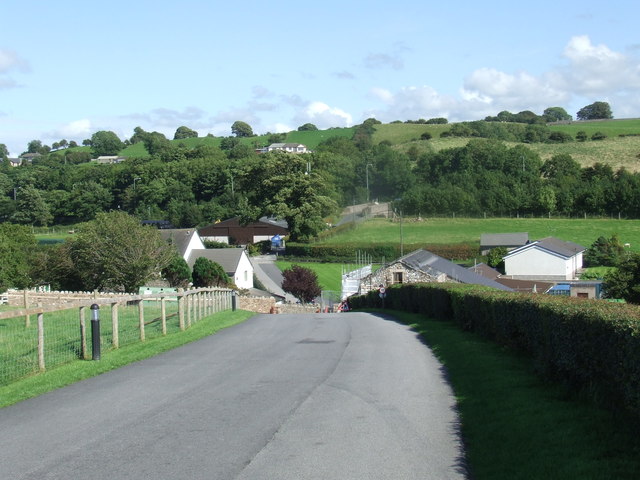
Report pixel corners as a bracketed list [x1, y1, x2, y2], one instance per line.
[90, 303, 101, 360]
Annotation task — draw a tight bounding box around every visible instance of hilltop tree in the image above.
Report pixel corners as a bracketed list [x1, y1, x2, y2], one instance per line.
[297, 123, 318, 131]
[174, 126, 198, 140]
[577, 101, 613, 120]
[231, 121, 254, 138]
[91, 130, 124, 156]
[543, 107, 572, 122]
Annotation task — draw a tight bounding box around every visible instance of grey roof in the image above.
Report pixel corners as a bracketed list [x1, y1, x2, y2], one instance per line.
[399, 250, 513, 291]
[536, 237, 585, 256]
[480, 232, 529, 247]
[504, 236, 585, 259]
[468, 263, 501, 280]
[160, 229, 200, 257]
[186, 248, 245, 274]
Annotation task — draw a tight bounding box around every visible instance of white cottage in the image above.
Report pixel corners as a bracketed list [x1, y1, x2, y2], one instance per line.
[503, 237, 584, 281]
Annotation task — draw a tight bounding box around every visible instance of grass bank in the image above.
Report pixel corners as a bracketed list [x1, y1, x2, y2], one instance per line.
[0, 309, 253, 408]
[384, 310, 640, 479]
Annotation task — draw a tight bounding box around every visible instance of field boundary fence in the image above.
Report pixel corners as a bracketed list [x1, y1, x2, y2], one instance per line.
[0, 287, 233, 387]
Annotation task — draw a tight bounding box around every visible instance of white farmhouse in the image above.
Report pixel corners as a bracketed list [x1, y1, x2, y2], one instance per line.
[503, 237, 585, 281]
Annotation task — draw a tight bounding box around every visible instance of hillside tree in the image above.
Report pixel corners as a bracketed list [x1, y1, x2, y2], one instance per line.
[576, 101, 613, 120]
[91, 130, 124, 156]
[231, 121, 254, 137]
[174, 126, 198, 140]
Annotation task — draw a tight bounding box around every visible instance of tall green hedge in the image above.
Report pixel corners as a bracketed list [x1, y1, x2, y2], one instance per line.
[350, 283, 640, 417]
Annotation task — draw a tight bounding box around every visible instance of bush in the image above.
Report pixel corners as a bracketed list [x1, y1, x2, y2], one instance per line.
[591, 131, 607, 141]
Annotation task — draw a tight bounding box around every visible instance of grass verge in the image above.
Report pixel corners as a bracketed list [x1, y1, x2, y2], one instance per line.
[384, 309, 640, 479]
[0, 309, 254, 408]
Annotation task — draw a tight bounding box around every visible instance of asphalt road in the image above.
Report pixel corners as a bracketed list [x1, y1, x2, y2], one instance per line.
[0, 312, 467, 480]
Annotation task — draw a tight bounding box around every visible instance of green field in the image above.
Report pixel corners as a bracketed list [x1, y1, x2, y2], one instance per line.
[318, 217, 640, 252]
[275, 261, 345, 292]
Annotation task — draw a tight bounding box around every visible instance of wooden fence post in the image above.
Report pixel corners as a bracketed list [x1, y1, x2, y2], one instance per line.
[111, 302, 119, 348]
[178, 288, 185, 331]
[161, 297, 167, 335]
[79, 306, 87, 360]
[24, 290, 31, 328]
[138, 300, 145, 341]
[37, 312, 45, 371]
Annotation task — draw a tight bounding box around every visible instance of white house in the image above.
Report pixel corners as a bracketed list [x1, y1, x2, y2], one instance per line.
[266, 143, 310, 153]
[186, 249, 254, 289]
[503, 237, 585, 281]
[160, 229, 206, 262]
[161, 229, 254, 289]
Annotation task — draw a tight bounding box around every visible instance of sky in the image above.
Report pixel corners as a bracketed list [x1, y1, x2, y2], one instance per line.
[1, 0, 640, 156]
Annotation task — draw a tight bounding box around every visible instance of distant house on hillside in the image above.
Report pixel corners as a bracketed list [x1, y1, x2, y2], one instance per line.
[480, 232, 529, 255]
[93, 156, 126, 164]
[199, 216, 288, 245]
[266, 143, 310, 154]
[160, 229, 205, 262]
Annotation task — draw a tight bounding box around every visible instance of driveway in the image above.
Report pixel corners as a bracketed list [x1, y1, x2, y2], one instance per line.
[0, 312, 467, 479]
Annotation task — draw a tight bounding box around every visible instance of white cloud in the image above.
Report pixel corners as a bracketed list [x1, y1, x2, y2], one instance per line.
[293, 101, 353, 129]
[0, 48, 29, 89]
[56, 119, 92, 138]
[561, 35, 640, 95]
[368, 35, 640, 122]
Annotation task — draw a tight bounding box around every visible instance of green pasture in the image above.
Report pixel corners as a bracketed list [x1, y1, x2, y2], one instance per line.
[275, 261, 345, 292]
[0, 301, 182, 387]
[285, 127, 355, 149]
[318, 217, 640, 252]
[549, 118, 640, 137]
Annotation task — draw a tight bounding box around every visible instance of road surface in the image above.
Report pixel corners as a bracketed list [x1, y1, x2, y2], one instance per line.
[0, 312, 467, 479]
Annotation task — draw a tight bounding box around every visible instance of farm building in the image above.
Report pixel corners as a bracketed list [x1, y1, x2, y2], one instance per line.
[357, 249, 513, 296]
[198, 217, 288, 246]
[480, 232, 529, 255]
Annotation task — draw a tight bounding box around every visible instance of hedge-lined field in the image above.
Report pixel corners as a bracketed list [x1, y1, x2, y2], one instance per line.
[350, 283, 640, 419]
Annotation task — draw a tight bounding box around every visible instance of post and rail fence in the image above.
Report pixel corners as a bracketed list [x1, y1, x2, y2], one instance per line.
[0, 287, 233, 387]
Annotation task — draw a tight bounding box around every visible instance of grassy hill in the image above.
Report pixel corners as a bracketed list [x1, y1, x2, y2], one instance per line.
[63, 118, 640, 171]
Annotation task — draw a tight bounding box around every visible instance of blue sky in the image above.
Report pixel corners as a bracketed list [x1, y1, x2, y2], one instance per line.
[1, 0, 639, 156]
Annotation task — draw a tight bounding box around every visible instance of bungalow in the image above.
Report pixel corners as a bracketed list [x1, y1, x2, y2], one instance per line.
[480, 232, 529, 255]
[266, 143, 310, 154]
[93, 156, 126, 164]
[198, 216, 288, 245]
[358, 249, 513, 296]
[503, 237, 585, 281]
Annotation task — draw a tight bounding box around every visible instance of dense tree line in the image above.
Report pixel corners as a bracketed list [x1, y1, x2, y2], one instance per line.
[0, 103, 636, 244]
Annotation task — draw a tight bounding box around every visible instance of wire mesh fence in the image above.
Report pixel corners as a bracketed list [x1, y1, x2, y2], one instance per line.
[0, 288, 232, 387]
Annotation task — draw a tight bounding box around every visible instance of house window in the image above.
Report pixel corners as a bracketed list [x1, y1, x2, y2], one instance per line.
[393, 272, 404, 284]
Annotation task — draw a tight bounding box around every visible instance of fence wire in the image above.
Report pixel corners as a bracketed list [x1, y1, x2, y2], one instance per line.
[0, 289, 231, 387]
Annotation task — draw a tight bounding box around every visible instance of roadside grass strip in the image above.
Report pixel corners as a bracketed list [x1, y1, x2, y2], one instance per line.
[386, 310, 640, 480]
[0, 310, 253, 408]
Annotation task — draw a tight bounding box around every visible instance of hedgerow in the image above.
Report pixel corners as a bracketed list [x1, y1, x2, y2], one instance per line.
[350, 283, 640, 418]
